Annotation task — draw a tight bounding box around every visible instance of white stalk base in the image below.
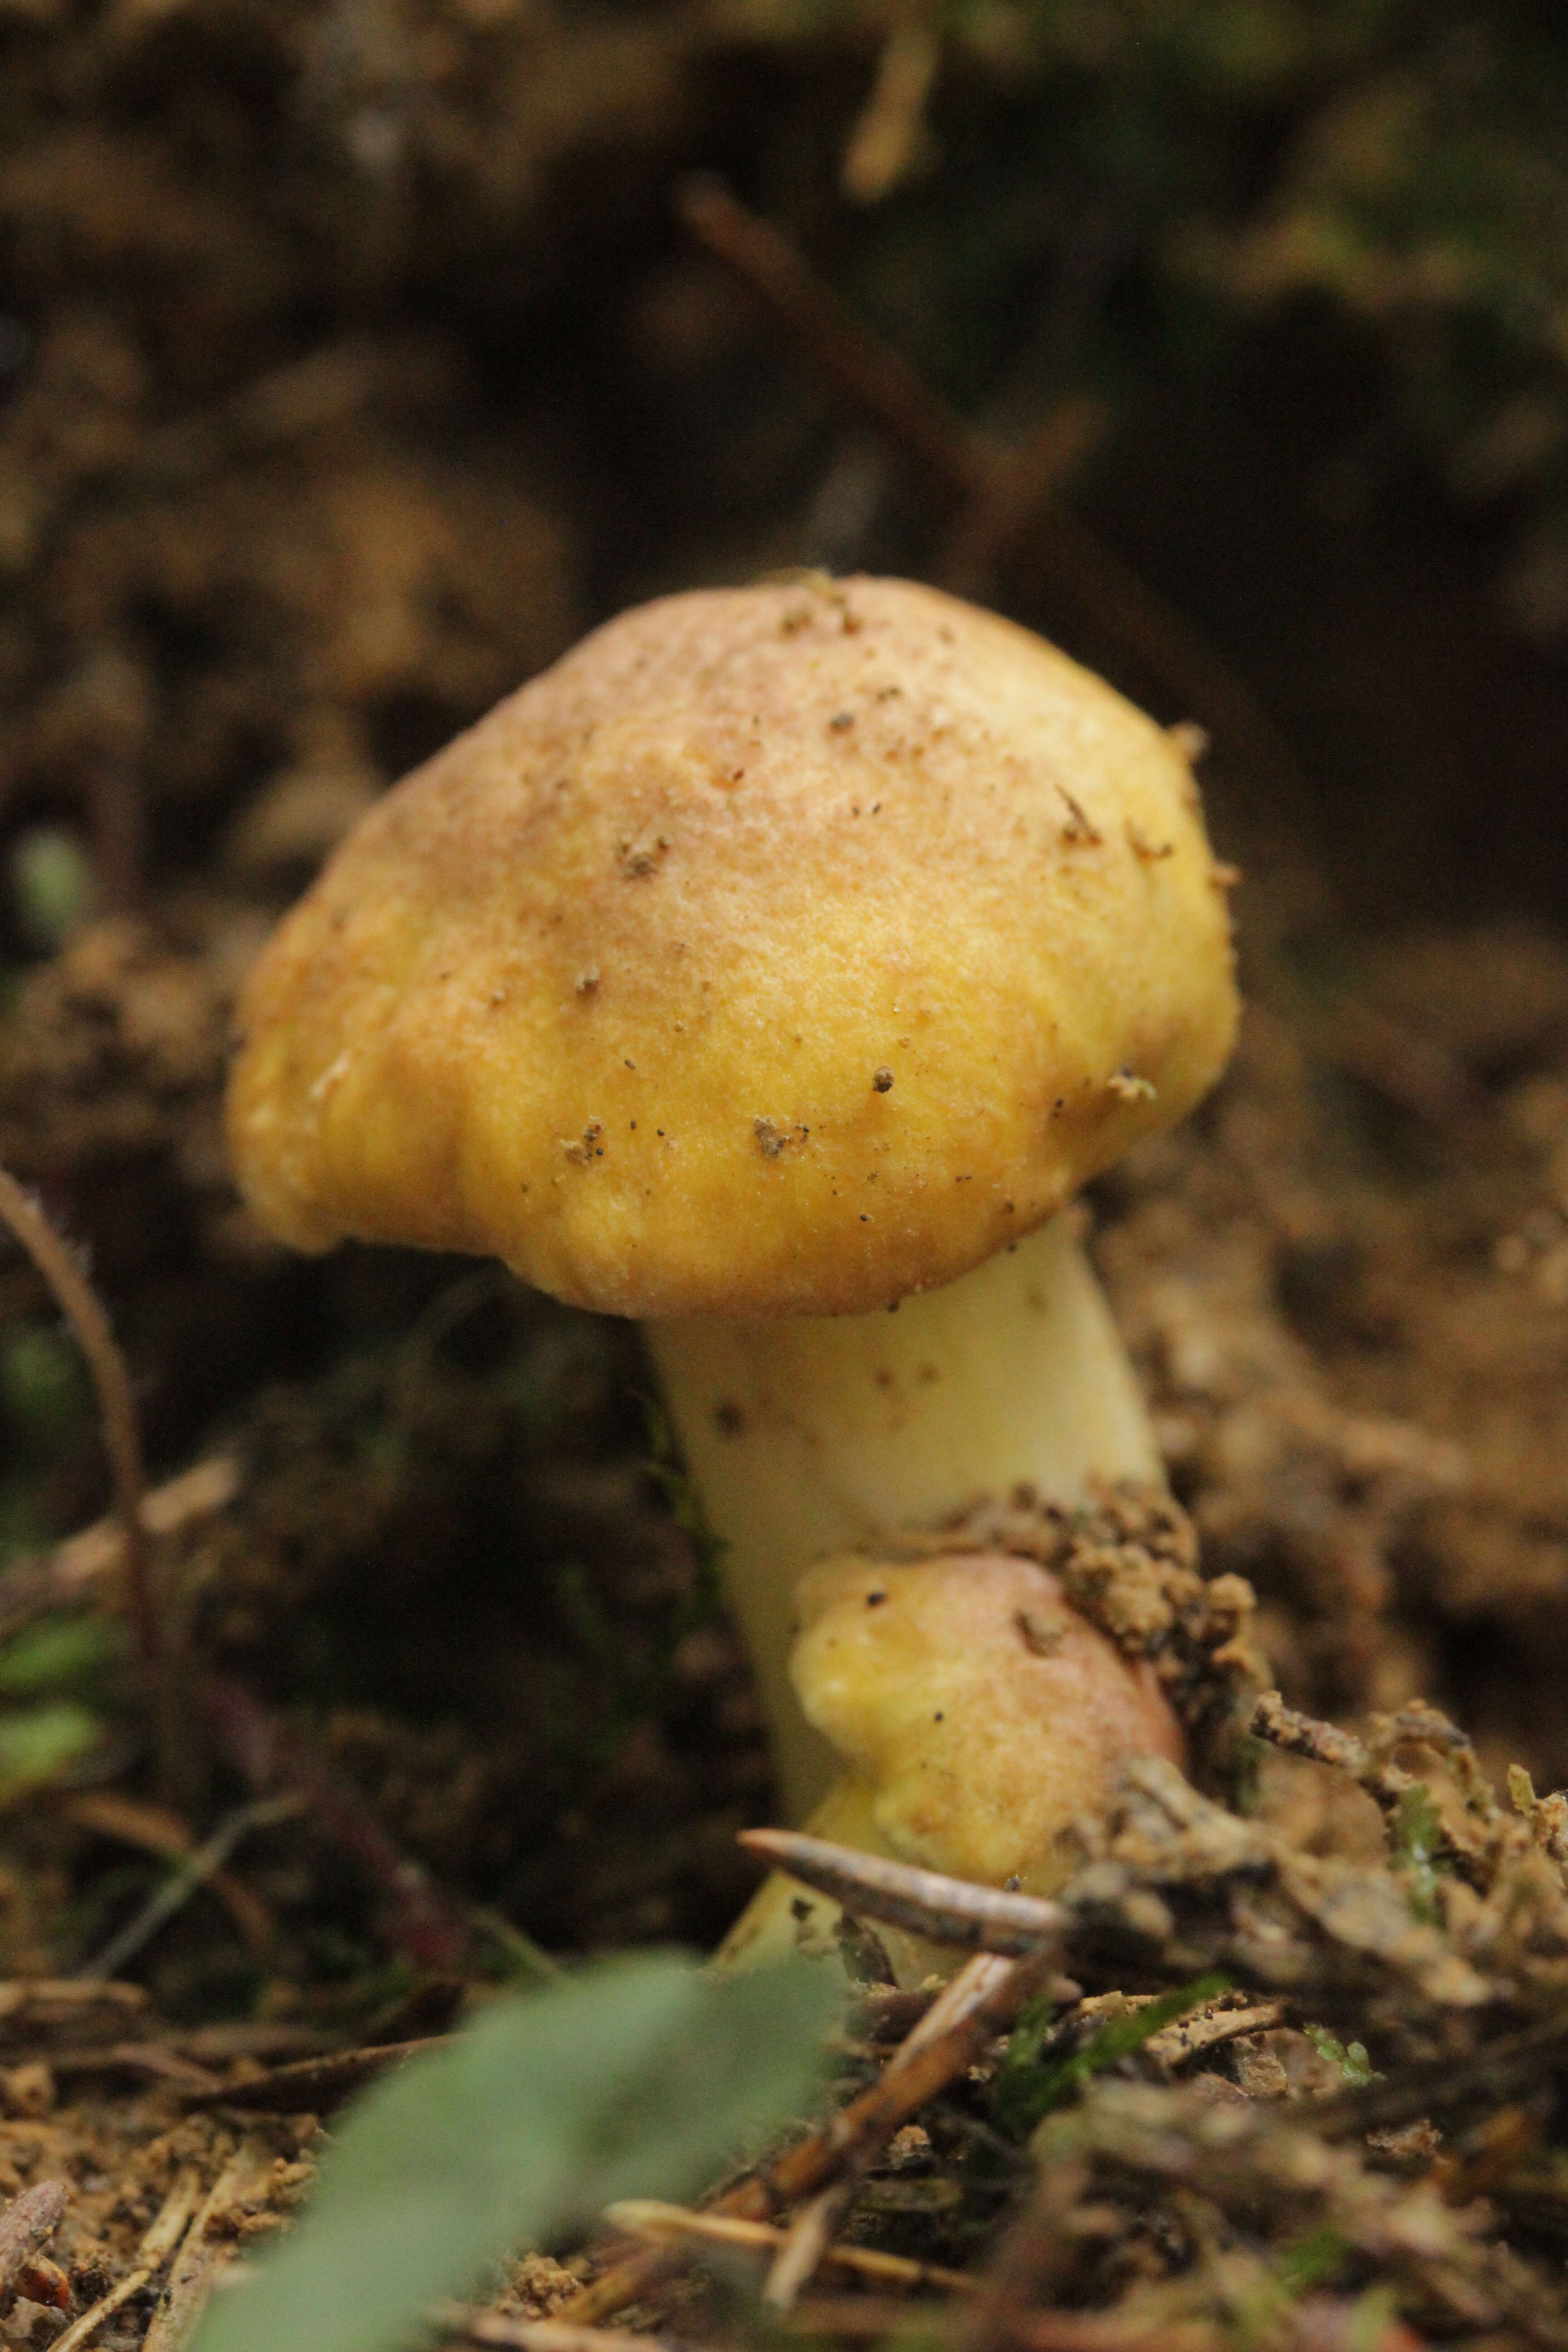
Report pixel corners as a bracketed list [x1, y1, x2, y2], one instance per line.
[646, 1212, 1161, 1823]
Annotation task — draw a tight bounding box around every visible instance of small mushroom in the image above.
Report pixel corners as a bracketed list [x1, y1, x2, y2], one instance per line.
[721, 1547, 1185, 1976]
[226, 575, 1237, 1838]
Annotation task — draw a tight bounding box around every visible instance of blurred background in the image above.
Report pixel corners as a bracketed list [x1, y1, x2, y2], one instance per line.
[1, 0, 1568, 1999]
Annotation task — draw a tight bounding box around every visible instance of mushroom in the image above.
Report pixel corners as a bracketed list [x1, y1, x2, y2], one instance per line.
[726, 1544, 1186, 1974]
[226, 574, 1238, 1843]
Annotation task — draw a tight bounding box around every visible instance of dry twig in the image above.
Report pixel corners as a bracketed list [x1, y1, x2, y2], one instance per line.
[142, 2139, 275, 2350]
[739, 1827, 1067, 1955]
[604, 2200, 975, 2298]
[48, 2040, 221, 2093]
[1141, 1999, 1285, 2075]
[0, 1456, 241, 1648]
[761, 2179, 858, 2310]
[0, 1976, 147, 2033]
[559, 1947, 1056, 2326]
[50, 2170, 200, 2352]
[185, 2029, 454, 2114]
[432, 2314, 698, 2352]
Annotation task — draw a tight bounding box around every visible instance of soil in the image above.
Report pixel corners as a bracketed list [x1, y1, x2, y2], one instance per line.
[3, 4, 1568, 2347]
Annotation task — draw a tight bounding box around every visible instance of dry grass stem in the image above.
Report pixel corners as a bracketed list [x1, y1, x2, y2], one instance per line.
[48, 1457, 240, 1605]
[674, 176, 1301, 800]
[61, 1789, 276, 1957]
[75, 1794, 298, 1982]
[675, 173, 987, 499]
[762, 1958, 1025, 2303]
[0, 1162, 155, 1675]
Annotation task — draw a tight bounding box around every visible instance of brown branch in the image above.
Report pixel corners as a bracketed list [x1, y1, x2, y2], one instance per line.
[934, 397, 1107, 598]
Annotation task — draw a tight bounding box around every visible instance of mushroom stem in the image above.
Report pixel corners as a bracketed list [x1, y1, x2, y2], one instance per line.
[645, 1210, 1161, 1822]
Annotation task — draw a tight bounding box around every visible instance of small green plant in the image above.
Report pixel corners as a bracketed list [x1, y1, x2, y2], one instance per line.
[989, 1987, 1060, 2138]
[1232, 2223, 1355, 2346]
[996, 1974, 1230, 2137]
[1303, 2024, 1382, 2087]
[195, 1949, 839, 2352]
[1391, 1783, 1445, 1922]
[0, 1611, 122, 1802]
[1274, 2223, 1353, 2297]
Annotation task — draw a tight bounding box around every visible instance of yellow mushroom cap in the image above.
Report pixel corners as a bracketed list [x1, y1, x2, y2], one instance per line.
[790, 1548, 1186, 1897]
[227, 575, 1238, 1318]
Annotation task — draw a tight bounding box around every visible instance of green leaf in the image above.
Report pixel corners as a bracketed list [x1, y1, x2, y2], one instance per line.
[0, 1613, 125, 1698]
[1303, 2023, 1381, 2087]
[1012, 1975, 1230, 2136]
[0, 1700, 100, 1798]
[194, 1950, 839, 2352]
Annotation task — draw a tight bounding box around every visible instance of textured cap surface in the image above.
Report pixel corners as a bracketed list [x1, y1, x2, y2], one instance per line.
[227, 575, 1238, 1317]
